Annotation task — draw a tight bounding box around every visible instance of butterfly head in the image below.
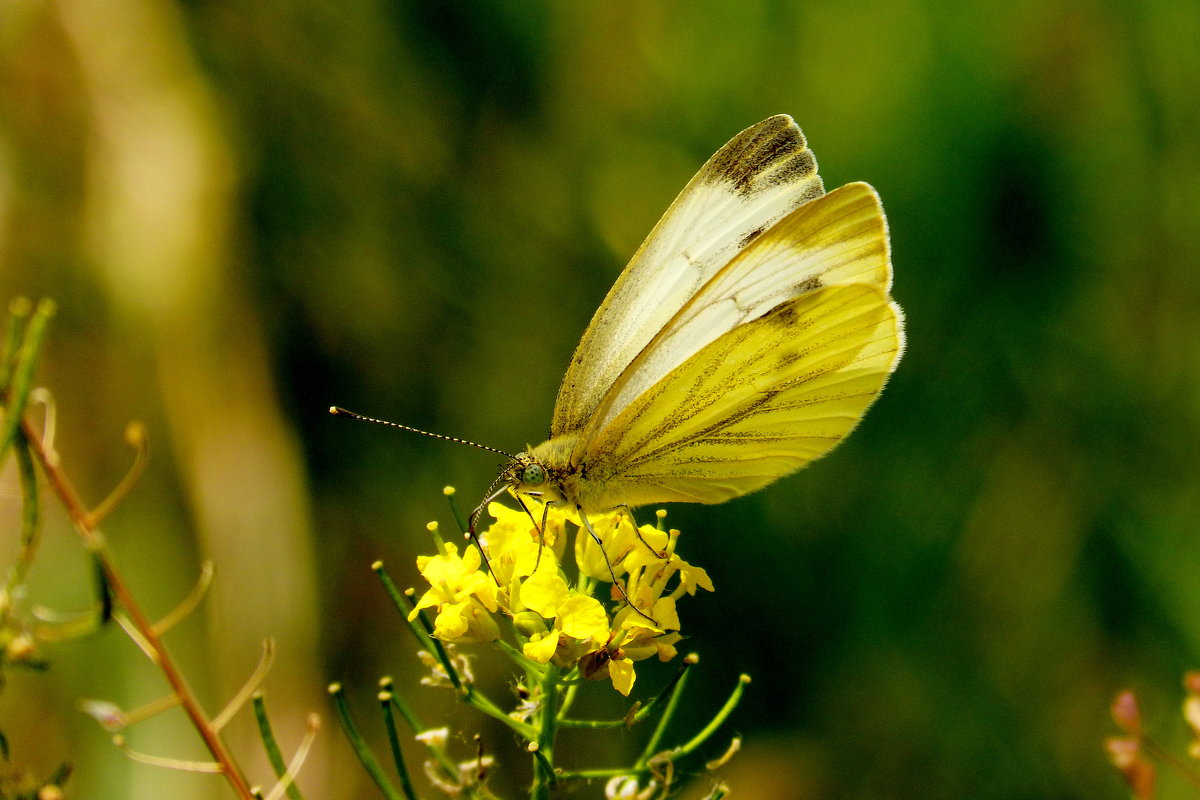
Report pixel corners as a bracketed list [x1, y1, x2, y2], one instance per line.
[505, 451, 555, 499]
[503, 434, 581, 507]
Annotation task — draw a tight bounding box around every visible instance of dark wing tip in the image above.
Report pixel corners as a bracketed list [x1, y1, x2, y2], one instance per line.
[701, 115, 822, 199]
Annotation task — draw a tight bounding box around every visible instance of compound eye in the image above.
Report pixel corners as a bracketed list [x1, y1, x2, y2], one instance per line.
[522, 464, 546, 486]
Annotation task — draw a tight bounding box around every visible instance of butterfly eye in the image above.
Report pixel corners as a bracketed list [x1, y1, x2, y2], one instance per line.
[522, 464, 546, 486]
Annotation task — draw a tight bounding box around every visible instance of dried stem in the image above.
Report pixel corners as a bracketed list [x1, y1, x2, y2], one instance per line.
[21, 416, 255, 799]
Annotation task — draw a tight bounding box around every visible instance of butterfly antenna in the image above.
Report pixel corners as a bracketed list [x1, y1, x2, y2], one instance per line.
[453, 479, 515, 588]
[469, 474, 512, 535]
[330, 407, 515, 584]
[329, 407, 516, 459]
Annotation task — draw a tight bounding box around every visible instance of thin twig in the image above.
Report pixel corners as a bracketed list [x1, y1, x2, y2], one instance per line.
[22, 416, 255, 799]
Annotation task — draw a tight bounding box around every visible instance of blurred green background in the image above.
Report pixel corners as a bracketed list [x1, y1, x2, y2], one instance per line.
[2, 0, 1199, 797]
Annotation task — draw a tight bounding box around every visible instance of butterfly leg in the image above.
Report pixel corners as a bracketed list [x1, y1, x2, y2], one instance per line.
[515, 493, 555, 573]
[468, 487, 512, 586]
[466, 527, 500, 586]
[577, 505, 658, 626]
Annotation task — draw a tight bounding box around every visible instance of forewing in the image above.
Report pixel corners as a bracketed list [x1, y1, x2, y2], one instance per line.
[584, 181, 891, 439]
[550, 115, 824, 436]
[576, 283, 904, 510]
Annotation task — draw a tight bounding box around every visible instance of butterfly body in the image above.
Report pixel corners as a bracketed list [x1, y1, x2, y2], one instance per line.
[499, 115, 904, 520]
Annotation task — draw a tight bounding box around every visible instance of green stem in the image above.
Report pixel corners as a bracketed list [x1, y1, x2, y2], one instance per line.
[378, 692, 419, 800]
[445, 488, 471, 534]
[379, 682, 460, 785]
[329, 683, 404, 800]
[634, 657, 692, 768]
[496, 638, 546, 675]
[657, 674, 751, 763]
[374, 562, 466, 694]
[531, 664, 561, 800]
[0, 298, 54, 465]
[0, 298, 29, 393]
[6, 432, 40, 592]
[462, 684, 537, 740]
[554, 682, 580, 723]
[558, 766, 650, 780]
[556, 715, 628, 729]
[374, 564, 437, 650]
[559, 655, 695, 729]
[252, 694, 305, 800]
[379, 678, 422, 732]
[529, 746, 557, 793]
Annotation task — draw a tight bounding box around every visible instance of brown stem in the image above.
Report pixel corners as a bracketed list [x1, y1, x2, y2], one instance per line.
[22, 418, 255, 799]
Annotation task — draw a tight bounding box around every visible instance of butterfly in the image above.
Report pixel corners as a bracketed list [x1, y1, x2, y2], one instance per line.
[488, 115, 904, 532]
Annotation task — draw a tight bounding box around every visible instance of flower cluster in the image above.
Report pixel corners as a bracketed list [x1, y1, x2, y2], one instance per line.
[410, 497, 713, 696]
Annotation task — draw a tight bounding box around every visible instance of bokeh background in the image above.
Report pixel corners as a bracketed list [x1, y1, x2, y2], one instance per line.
[1, 0, 1198, 798]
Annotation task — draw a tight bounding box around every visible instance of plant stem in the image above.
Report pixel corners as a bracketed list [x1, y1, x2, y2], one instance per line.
[329, 683, 404, 800]
[531, 663, 560, 800]
[23, 417, 256, 799]
[378, 692, 419, 800]
[635, 657, 691, 769]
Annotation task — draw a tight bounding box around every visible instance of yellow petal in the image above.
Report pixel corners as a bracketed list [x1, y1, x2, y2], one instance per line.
[433, 600, 470, 641]
[557, 595, 609, 640]
[408, 587, 444, 620]
[609, 658, 636, 696]
[678, 562, 715, 594]
[523, 630, 560, 664]
[464, 602, 500, 643]
[575, 512, 635, 581]
[520, 568, 569, 618]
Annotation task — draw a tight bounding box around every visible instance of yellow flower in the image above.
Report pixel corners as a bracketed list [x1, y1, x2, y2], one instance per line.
[619, 529, 712, 626]
[520, 564, 570, 618]
[619, 597, 682, 663]
[605, 527, 710, 663]
[410, 542, 499, 643]
[481, 500, 569, 609]
[431, 597, 500, 643]
[575, 511, 637, 581]
[519, 563, 611, 668]
[414, 499, 711, 693]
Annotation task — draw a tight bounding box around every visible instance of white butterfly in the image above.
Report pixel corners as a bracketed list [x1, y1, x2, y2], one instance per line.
[493, 115, 904, 525]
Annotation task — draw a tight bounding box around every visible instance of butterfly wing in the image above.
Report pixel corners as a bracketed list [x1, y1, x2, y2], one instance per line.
[550, 115, 825, 437]
[581, 181, 892, 441]
[573, 282, 904, 511]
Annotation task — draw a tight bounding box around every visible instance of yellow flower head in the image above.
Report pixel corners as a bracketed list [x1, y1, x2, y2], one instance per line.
[411, 502, 712, 691]
[518, 556, 611, 668]
[410, 542, 499, 643]
[482, 500, 569, 597]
